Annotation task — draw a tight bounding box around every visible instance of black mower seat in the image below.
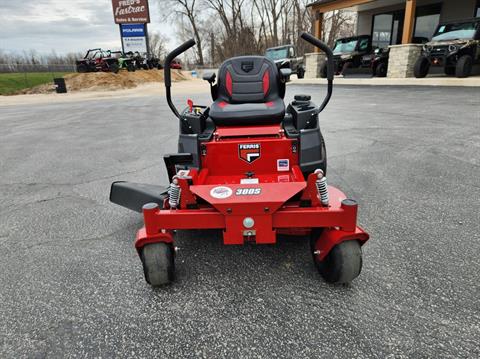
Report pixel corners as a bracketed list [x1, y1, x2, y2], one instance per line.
[209, 56, 285, 126]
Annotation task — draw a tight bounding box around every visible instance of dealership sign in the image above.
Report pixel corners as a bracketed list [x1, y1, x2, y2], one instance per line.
[121, 23, 147, 53]
[112, 0, 150, 24]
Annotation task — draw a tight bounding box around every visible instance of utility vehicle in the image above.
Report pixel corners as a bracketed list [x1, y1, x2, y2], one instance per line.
[266, 44, 305, 79]
[414, 18, 480, 78]
[111, 51, 136, 72]
[76, 49, 119, 74]
[320, 35, 372, 77]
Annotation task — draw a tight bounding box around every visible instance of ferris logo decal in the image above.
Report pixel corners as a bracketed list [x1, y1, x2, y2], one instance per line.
[210, 186, 233, 199]
[239, 143, 261, 163]
[235, 188, 261, 196]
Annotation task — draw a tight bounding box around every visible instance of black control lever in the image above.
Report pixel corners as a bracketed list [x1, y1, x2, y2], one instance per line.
[300, 32, 334, 114]
[164, 39, 196, 119]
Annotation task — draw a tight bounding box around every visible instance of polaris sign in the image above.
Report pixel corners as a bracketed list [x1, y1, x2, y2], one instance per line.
[121, 24, 145, 37]
[121, 24, 147, 53]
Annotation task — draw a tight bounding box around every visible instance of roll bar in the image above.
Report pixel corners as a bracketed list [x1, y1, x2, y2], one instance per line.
[164, 38, 196, 119]
[300, 32, 334, 113]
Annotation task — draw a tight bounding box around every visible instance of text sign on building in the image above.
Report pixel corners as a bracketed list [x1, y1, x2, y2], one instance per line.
[112, 0, 150, 24]
[121, 24, 147, 53]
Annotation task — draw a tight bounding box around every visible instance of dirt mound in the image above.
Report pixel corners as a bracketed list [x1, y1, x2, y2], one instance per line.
[19, 70, 189, 95]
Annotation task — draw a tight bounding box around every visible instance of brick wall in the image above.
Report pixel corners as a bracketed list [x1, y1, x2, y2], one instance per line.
[305, 53, 326, 78]
[387, 44, 423, 78]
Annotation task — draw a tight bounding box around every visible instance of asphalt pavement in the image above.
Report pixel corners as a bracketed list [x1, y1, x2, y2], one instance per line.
[0, 84, 479, 358]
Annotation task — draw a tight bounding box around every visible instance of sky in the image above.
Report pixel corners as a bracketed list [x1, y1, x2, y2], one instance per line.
[0, 0, 175, 55]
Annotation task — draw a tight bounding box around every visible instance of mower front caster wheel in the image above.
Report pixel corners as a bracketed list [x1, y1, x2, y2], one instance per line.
[312, 236, 362, 284]
[141, 242, 175, 286]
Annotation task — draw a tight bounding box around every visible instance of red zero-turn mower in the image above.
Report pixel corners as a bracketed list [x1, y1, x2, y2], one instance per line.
[110, 33, 370, 287]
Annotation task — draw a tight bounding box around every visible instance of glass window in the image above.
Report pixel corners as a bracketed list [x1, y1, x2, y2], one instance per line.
[432, 21, 479, 41]
[358, 38, 369, 50]
[372, 14, 393, 48]
[415, 14, 441, 40]
[333, 39, 358, 54]
[476, 0, 480, 17]
[265, 48, 288, 60]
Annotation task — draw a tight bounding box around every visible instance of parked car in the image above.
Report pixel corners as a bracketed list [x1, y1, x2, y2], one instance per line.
[76, 49, 119, 74]
[320, 35, 372, 77]
[110, 51, 136, 72]
[414, 17, 480, 78]
[265, 44, 305, 79]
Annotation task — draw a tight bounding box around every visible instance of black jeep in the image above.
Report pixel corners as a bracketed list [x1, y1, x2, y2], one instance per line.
[320, 35, 371, 78]
[265, 45, 305, 79]
[414, 18, 480, 78]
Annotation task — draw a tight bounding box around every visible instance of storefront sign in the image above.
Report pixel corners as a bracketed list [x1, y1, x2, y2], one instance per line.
[112, 0, 150, 24]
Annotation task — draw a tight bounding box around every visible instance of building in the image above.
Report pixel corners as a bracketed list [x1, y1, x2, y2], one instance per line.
[306, 0, 480, 77]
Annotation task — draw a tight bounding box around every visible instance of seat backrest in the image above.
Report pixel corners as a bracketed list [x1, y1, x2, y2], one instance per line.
[216, 56, 284, 104]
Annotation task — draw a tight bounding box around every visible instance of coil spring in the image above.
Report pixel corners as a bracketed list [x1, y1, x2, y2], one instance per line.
[316, 176, 329, 206]
[168, 180, 181, 209]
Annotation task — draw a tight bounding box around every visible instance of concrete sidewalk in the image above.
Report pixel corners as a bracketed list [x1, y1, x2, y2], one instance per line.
[292, 74, 480, 87]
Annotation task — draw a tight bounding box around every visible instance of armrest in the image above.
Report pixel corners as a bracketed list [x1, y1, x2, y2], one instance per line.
[202, 72, 216, 84]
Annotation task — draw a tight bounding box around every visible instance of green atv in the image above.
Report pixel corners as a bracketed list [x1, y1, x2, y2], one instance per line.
[111, 51, 136, 72]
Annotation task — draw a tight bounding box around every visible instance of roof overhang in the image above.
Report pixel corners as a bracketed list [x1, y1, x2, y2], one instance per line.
[307, 0, 378, 12]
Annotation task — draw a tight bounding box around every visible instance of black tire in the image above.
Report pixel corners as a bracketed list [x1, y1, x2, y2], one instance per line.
[110, 63, 119, 74]
[320, 63, 328, 78]
[297, 67, 305, 79]
[311, 233, 362, 284]
[444, 66, 455, 76]
[141, 242, 175, 286]
[127, 63, 135, 72]
[76, 63, 88, 73]
[414, 57, 430, 78]
[375, 62, 388, 77]
[455, 55, 473, 78]
[341, 62, 351, 76]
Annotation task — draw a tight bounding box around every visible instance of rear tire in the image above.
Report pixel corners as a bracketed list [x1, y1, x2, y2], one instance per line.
[311, 232, 362, 284]
[414, 57, 430, 78]
[297, 67, 305, 79]
[341, 62, 351, 76]
[320, 63, 328, 78]
[375, 62, 388, 77]
[141, 242, 175, 286]
[110, 63, 119, 74]
[455, 55, 473, 78]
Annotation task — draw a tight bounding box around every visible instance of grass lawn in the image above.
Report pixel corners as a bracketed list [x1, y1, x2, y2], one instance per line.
[0, 72, 71, 95]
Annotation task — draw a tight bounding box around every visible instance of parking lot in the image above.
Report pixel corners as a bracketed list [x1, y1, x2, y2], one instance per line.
[0, 84, 479, 358]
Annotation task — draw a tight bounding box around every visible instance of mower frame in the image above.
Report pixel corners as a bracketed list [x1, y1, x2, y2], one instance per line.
[110, 32, 369, 286]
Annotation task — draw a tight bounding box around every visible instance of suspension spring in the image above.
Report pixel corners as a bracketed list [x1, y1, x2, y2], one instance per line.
[316, 175, 329, 206]
[168, 179, 181, 209]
